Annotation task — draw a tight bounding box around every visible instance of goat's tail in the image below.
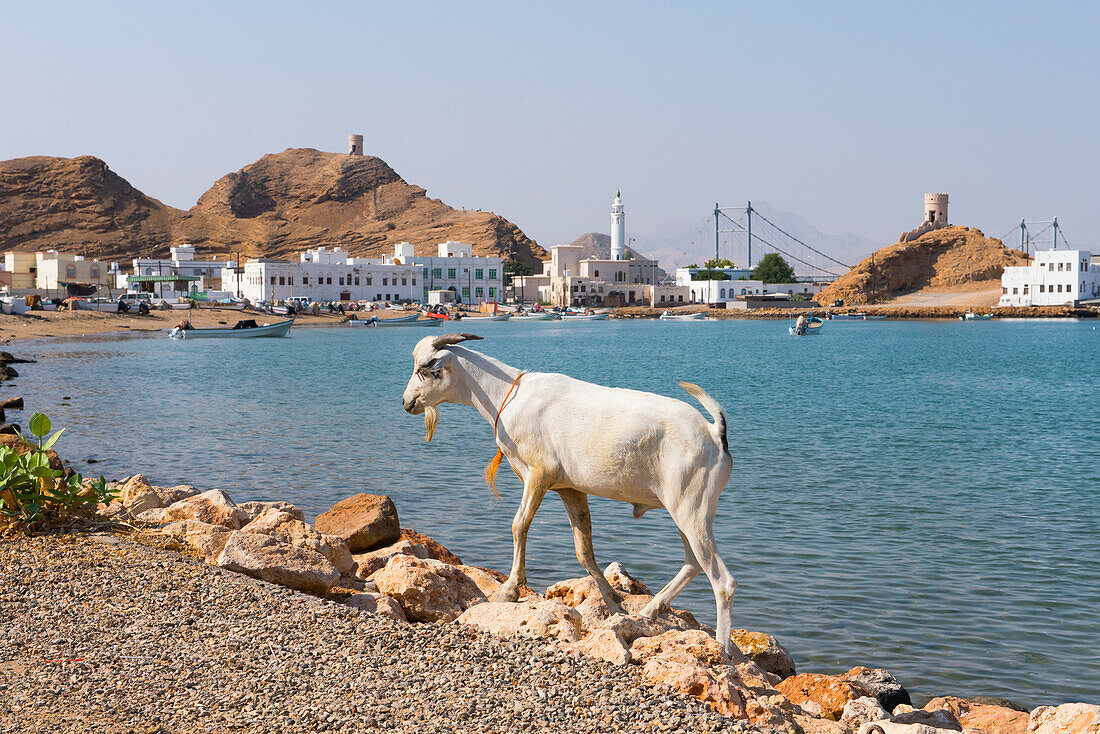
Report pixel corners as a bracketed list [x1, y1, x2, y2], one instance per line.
[679, 381, 729, 453]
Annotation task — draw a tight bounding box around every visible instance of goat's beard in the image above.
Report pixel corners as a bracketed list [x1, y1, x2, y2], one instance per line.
[424, 405, 439, 443]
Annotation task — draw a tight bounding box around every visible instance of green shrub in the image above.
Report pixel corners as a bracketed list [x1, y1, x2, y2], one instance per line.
[0, 412, 117, 528]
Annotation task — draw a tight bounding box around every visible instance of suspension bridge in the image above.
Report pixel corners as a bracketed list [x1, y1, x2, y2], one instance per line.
[672, 203, 854, 282]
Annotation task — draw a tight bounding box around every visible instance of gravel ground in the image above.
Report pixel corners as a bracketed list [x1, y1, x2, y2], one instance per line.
[0, 531, 766, 734]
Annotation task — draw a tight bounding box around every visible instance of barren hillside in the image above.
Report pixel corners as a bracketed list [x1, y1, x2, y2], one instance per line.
[0, 149, 547, 268]
[817, 226, 1029, 306]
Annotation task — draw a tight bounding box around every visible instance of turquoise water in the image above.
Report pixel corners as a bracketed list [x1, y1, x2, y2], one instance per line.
[13, 318, 1099, 707]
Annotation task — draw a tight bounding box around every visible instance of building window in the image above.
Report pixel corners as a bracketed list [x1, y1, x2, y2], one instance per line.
[475, 269, 484, 280]
[402, 278, 407, 285]
[1012, 287, 1018, 295]
[366, 277, 372, 285]
[303, 276, 309, 285]
[488, 287, 496, 298]
[90, 267, 99, 279]
[66, 265, 76, 278]
[448, 268, 457, 279]
[289, 277, 294, 286]
[279, 277, 285, 285]
[489, 269, 497, 280]
[720, 288, 726, 298]
[271, 276, 276, 285]
[593, 269, 599, 278]
[475, 287, 484, 297]
[1058, 263, 1063, 271]
[327, 277, 332, 285]
[354, 277, 359, 286]
[382, 278, 388, 286]
[433, 268, 442, 278]
[1049, 263, 1054, 271]
[1057, 284, 1062, 292]
[412, 278, 416, 286]
[1023, 284, 1028, 294]
[339, 277, 344, 286]
[678, 295, 684, 302]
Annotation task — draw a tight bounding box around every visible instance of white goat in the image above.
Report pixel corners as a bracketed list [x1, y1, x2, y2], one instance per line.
[401, 333, 738, 654]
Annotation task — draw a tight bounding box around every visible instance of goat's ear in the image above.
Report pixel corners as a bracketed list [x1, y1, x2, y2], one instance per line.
[431, 333, 483, 351]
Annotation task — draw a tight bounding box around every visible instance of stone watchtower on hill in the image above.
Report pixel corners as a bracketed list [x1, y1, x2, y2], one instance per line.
[901, 192, 951, 242]
[924, 193, 948, 225]
[348, 134, 364, 156]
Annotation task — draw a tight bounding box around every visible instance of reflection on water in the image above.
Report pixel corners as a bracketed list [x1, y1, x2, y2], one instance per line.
[15, 318, 1100, 706]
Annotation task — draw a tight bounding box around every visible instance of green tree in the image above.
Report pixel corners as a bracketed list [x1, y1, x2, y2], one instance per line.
[502, 261, 533, 286]
[690, 270, 731, 281]
[752, 253, 795, 283]
[704, 258, 734, 269]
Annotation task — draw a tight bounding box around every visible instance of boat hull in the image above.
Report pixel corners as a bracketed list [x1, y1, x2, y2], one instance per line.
[373, 318, 441, 327]
[169, 319, 294, 339]
[511, 313, 560, 321]
[561, 314, 609, 321]
[659, 312, 706, 320]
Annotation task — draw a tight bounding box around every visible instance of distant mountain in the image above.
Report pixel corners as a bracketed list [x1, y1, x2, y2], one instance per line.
[565, 232, 668, 280]
[0, 148, 548, 268]
[632, 204, 876, 273]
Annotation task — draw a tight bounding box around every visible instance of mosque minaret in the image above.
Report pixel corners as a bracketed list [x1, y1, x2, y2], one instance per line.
[610, 190, 626, 261]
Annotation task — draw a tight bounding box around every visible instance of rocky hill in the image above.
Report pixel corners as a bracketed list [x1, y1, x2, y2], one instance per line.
[568, 232, 612, 260]
[0, 149, 547, 267]
[0, 156, 176, 256]
[816, 226, 1029, 306]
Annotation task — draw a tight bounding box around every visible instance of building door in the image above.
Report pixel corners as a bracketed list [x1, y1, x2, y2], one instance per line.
[340, 290, 351, 301]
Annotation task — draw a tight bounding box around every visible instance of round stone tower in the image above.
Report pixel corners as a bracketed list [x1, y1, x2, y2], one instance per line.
[924, 193, 949, 225]
[348, 134, 364, 156]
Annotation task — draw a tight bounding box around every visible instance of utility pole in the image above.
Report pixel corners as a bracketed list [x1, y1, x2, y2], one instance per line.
[1052, 217, 1059, 250]
[746, 201, 753, 270]
[713, 203, 720, 265]
[1020, 219, 1027, 259]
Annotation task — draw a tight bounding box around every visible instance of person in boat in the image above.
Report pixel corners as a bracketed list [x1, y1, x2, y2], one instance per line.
[794, 314, 807, 335]
[176, 319, 193, 331]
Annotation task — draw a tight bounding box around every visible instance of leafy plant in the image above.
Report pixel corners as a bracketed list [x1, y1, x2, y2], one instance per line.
[0, 412, 117, 528]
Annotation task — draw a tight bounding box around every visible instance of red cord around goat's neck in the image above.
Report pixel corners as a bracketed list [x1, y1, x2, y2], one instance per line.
[486, 371, 527, 497]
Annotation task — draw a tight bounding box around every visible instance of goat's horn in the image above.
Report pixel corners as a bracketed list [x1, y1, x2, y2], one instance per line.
[431, 333, 483, 350]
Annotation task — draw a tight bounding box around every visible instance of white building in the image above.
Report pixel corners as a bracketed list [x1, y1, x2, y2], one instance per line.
[610, 190, 626, 260]
[119, 245, 234, 298]
[231, 247, 421, 304]
[999, 249, 1099, 307]
[404, 241, 504, 305]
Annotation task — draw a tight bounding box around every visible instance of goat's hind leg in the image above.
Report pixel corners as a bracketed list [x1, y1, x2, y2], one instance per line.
[557, 488, 624, 614]
[640, 530, 701, 620]
[497, 472, 548, 602]
[679, 519, 738, 657]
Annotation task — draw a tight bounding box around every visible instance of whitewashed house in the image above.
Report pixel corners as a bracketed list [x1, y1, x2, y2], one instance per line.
[231, 247, 421, 304]
[999, 249, 1100, 307]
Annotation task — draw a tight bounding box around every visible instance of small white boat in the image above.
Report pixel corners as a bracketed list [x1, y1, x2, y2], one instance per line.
[0, 296, 27, 315]
[961, 312, 993, 321]
[484, 314, 512, 322]
[659, 311, 706, 320]
[862, 314, 887, 321]
[169, 319, 294, 339]
[830, 313, 864, 321]
[789, 315, 825, 335]
[511, 312, 560, 321]
[561, 313, 609, 321]
[372, 317, 442, 327]
[77, 298, 120, 313]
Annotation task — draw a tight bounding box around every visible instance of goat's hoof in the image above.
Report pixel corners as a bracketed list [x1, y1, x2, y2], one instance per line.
[495, 586, 520, 603]
[637, 603, 661, 620]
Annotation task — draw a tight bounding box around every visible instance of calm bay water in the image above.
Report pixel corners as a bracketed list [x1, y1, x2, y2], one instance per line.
[13, 318, 1099, 706]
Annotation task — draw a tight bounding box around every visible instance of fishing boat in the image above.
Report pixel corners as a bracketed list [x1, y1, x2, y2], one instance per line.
[862, 314, 887, 321]
[561, 313, 609, 321]
[373, 313, 421, 324]
[511, 312, 560, 321]
[789, 312, 824, 335]
[659, 311, 706, 320]
[961, 311, 993, 321]
[169, 318, 294, 339]
[483, 314, 511, 322]
[372, 317, 441, 327]
[77, 298, 121, 312]
[830, 313, 864, 320]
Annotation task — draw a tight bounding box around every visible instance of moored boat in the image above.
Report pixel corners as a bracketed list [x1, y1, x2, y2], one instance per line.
[511, 312, 560, 321]
[830, 312, 864, 320]
[862, 314, 887, 321]
[372, 317, 441, 327]
[961, 311, 993, 320]
[659, 311, 706, 320]
[169, 318, 294, 339]
[483, 314, 511, 321]
[561, 313, 609, 321]
[789, 315, 824, 335]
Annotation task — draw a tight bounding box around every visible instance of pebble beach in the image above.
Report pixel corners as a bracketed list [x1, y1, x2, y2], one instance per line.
[1, 532, 748, 734]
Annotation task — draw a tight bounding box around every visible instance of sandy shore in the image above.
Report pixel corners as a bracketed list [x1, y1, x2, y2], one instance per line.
[0, 531, 742, 734]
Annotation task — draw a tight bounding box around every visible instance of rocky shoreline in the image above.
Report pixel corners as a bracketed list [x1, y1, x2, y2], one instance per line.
[4, 475, 1096, 734]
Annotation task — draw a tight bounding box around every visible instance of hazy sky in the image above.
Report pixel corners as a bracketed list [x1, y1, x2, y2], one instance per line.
[2, 1, 1097, 251]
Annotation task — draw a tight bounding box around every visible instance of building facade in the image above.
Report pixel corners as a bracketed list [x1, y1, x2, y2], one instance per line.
[35, 252, 118, 293]
[404, 242, 504, 304]
[232, 247, 422, 304]
[2, 252, 38, 289]
[999, 249, 1099, 307]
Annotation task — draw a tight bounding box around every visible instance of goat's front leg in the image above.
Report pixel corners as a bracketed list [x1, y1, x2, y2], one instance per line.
[557, 488, 623, 614]
[497, 473, 548, 602]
